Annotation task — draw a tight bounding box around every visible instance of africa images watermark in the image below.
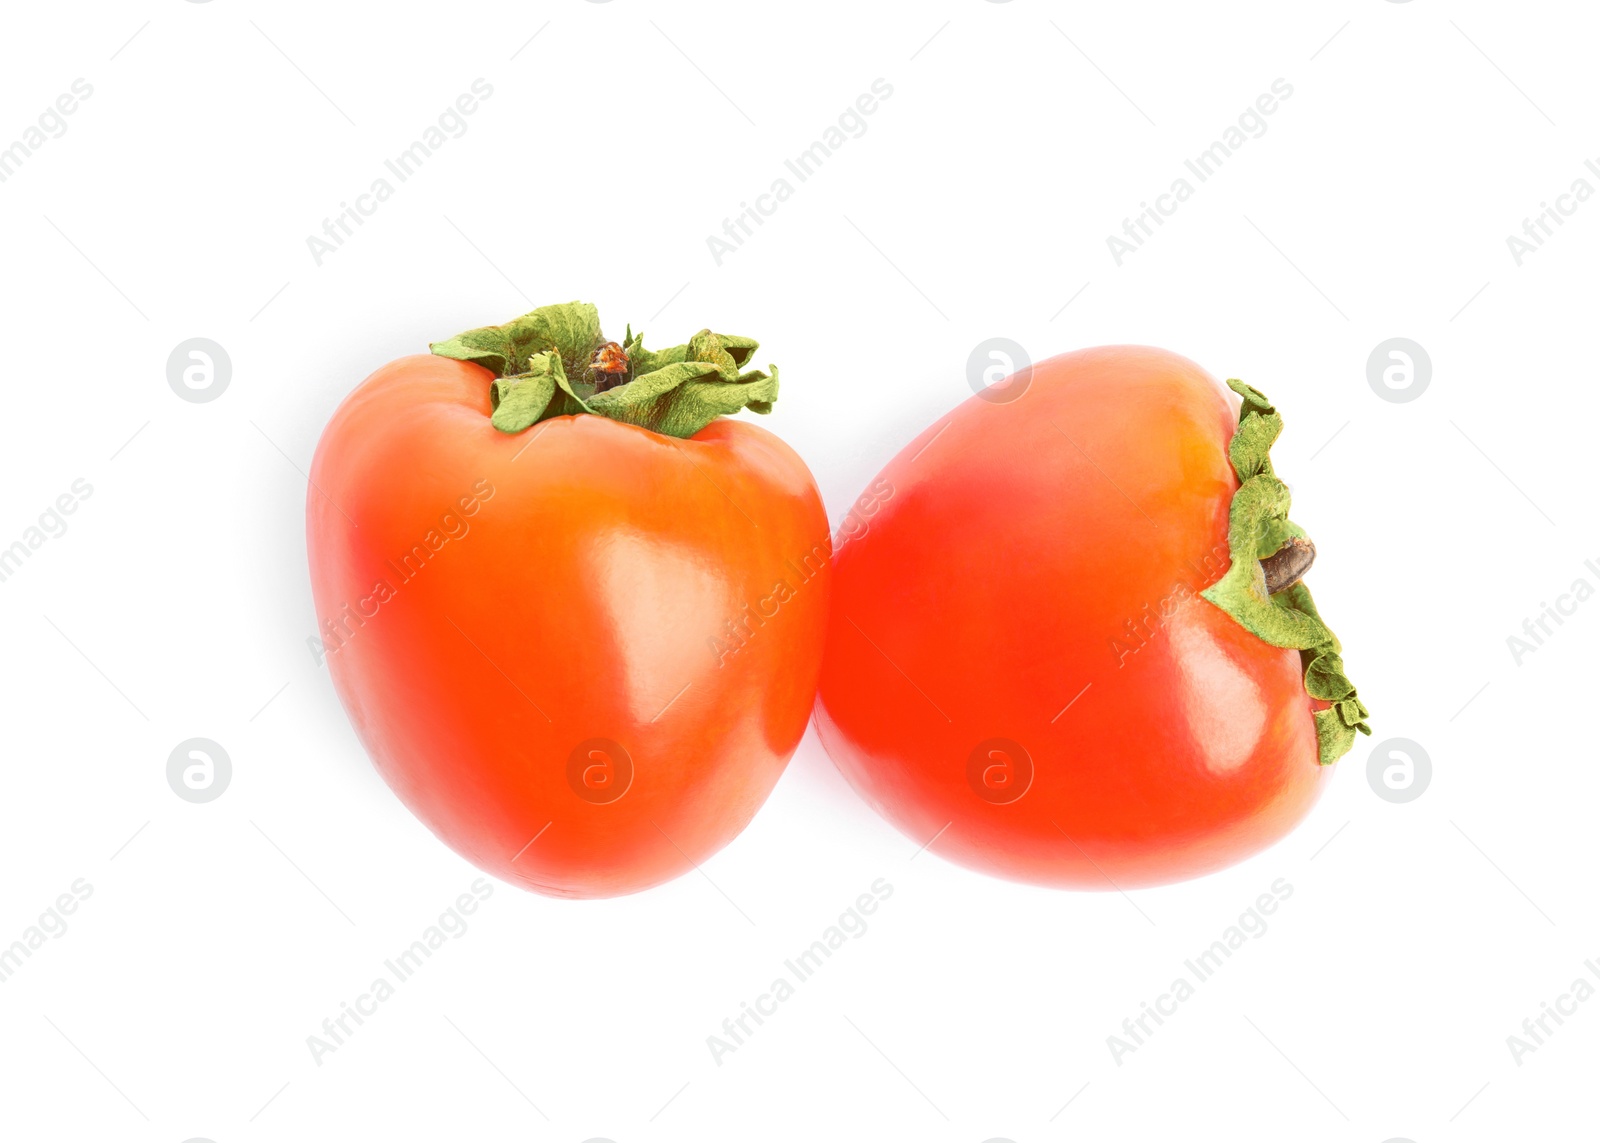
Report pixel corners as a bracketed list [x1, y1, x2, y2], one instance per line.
[1109, 538, 1232, 667]
[304, 79, 495, 266]
[706, 878, 894, 1065]
[1504, 156, 1600, 266]
[310, 478, 496, 663]
[0, 478, 93, 586]
[708, 478, 894, 668]
[1504, 556, 1600, 666]
[1105, 78, 1295, 266]
[1505, 957, 1600, 1066]
[1107, 878, 1294, 1065]
[306, 878, 493, 1065]
[708, 541, 828, 668]
[706, 79, 895, 266]
[0, 879, 94, 985]
[0, 78, 94, 186]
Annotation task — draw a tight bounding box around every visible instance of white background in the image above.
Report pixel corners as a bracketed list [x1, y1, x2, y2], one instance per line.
[1, 1, 1596, 1140]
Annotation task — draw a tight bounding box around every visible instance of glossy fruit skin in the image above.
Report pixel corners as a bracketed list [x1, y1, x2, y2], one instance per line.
[308, 355, 829, 899]
[814, 346, 1327, 890]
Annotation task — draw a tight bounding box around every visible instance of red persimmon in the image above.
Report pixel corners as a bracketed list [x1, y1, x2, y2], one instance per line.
[814, 346, 1368, 889]
[308, 303, 830, 898]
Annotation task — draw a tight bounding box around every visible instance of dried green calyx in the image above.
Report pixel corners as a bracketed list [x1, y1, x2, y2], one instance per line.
[1201, 379, 1371, 765]
[430, 301, 778, 439]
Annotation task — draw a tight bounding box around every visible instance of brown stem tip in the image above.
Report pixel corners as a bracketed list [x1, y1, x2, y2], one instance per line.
[1261, 537, 1316, 594]
[589, 341, 631, 393]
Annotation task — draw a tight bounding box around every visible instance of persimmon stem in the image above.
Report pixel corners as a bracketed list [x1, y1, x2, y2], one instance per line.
[590, 341, 631, 393]
[1261, 537, 1316, 593]
[430, 302, 778, 438]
